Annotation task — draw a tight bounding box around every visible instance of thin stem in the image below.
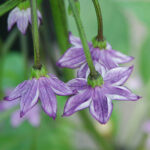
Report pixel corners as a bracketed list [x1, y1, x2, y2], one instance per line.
[68, 0, 97, 77]
[30, 0, 41, 69]
[92, 0, 104, 41]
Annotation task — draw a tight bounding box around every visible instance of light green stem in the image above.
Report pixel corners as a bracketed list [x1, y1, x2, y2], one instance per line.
[68, 0, 97, 77]
[30, 0, 41, 69]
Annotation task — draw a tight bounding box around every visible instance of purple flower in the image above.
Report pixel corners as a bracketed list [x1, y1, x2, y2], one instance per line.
[57, 33, 134, 78]
[63, 64, 140, 124]
[0, 99, 40, 127]
[4, 74, 74, 120]
[8, 7, 42, 34]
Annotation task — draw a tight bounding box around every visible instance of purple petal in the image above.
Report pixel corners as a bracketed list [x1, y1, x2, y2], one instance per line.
[67, 78, 88, 91]
[27, 105, 40, 127]
[57, 47, 86, 68]
[11, 110, 24, 127]
[20, 79, 39, 117]
[69, 32, 82, 47]
[104, 66, 133, 86]
[48, 74, 74, 96]
[106, 85, 141, 101]
[63, 88, 92, 116]
[89, 87, 113, 124]
[7, 7, 19, 31]
[17, 9, 29, 34]
[39, 78, 57, 119]
[91, 48, 118, 69]
[4, 80, 28, 101]
[108, 49, 134, 64]
[77, 63, 89, 78]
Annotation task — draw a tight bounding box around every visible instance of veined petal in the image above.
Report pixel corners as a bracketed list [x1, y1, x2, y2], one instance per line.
[104, 66, 133, 86]
[20, 79, 39, 117]
[4, 80, 29, 101]
[77, 63, 88, 78]
[48, 75, 74, 96]
[39, 78, 57, 119]
[106, 85, 141, 101]
[17, 10, 29, 34]
[57, 47, 86, 68]
[67, 78, 88, 91]
[108, 49, 134, 64]
[63, 88, 92, 116]
[89, 87, 113, 124]
[7, 7, 19, 31]
[69, 32, 82, 47]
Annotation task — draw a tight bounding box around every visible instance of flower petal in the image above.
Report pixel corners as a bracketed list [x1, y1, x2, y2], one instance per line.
[20, 79, 39, 117]
[4, 80, 28, 101]
[63, 89, 92, 116]
[57, 47, 86, 68]
[17, 10, 29, 34]
[104, 66, 133, 86]
[77, 63, 88, 78]
[106, 85, 141, 101]
[7, 7, 19, 31]
[69, 32, 82, 47]
[39, 78, 57, 119]
[89, 87, 113, 124]
[11, 110, 24, 127]
[92, 48, 118, 69]
[67, 78, 88, 91]
[108, 49, 134, 64]
[48, 74, 74, 96]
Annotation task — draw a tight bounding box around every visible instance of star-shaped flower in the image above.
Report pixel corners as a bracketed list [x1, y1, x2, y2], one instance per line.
[4, 68, 74, 120]
[63, 64, 140, 124]
[8, 7, 42, 34]
[57, 33, 133, 78]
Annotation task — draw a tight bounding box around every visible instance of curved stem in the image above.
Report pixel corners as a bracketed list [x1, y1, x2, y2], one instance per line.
[92, 0, 104, 41]
[30, 0, 41, 69]
[68, 0, 97, 77]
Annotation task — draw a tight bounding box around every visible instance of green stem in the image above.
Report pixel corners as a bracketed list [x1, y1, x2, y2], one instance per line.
[92, 0, 104, 41]
[49, 0, 73, 81]
[68, 0, 97, 77]
[20, 35, 28, 79]
[0, 0, 24, 17]
[30, 0, 41, 69]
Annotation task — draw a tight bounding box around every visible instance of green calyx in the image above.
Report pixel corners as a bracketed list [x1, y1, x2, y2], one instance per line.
[31, 65, 49, 79]
[92, 37, 107, 49]
[18, 0, 30, 10]
[87, 72, 104, 88]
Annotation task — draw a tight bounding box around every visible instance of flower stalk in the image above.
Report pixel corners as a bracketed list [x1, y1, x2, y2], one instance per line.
[68, 0, 97, 77]
[30, 0, 41, 69]
[92, 0, 104, 41]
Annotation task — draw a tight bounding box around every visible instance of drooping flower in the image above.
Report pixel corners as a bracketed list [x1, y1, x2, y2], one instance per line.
[63, 64, 140, 124]
[57, 33, 134, 78]
[4, 67, 74, 120]
[0, 100, 40, 127]
[8, 7, 42, 34]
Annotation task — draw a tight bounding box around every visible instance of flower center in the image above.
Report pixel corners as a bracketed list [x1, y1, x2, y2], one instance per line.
[87, 72, 104, 88]
[31, 65, 49, 79]
[92, 37, 106, 49]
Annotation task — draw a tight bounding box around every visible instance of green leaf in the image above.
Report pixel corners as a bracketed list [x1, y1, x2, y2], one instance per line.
[139, 33, 150, 83]
[0, 0, 24, 17]
[66, 0, 130, 54]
